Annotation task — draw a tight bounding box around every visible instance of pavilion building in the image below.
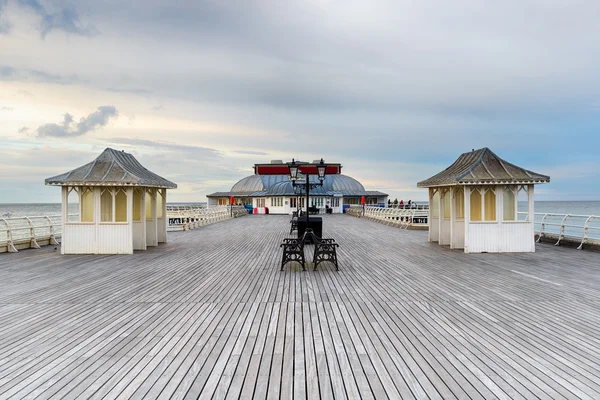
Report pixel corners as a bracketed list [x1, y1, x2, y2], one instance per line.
[207, 160, 388, 214]
[417, 148, 550, 253]
[45, 148, 177, 254]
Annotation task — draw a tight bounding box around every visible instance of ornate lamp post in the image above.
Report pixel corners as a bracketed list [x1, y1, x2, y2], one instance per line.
[288, 158, 327, 226]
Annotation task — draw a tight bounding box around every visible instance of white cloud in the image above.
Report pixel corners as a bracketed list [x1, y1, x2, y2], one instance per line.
[36, 106, 118, 137]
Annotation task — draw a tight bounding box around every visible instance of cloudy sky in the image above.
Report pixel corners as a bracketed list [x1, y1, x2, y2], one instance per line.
[1, 0, 599, 203]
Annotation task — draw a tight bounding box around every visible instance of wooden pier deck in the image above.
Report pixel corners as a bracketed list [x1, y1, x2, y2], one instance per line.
[1, 215, 600, 399]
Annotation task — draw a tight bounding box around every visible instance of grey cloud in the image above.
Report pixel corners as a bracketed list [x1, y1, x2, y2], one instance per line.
[232, 150, 269, 156]
[104, 137, 222, 159]
[18, 0, 94, 37]
[106, 87, 151, 95]
[1, 106, 13, 111]
[0, 65, 15, 77]
[28, 69, 82, 85]
[0, 0, 10, 34]
[0, 65, 82, 85]
[18, 126, 29, 134]
[36, 106, 118, 137]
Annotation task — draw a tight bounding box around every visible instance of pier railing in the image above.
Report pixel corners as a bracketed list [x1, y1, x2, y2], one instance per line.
[347, 205, 429, 229]
[0, 215, 62, 253]
[520, 212, 600, 249]
[167, 205, 248, 231]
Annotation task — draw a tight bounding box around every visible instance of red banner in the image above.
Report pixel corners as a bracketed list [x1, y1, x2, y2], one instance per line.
[230, 196, 235, 205]
[361, 195, 365, 205]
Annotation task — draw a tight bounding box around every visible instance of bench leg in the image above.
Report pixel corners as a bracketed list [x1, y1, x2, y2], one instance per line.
[313, 248, 339, 271]
[281, 250, 306, 271]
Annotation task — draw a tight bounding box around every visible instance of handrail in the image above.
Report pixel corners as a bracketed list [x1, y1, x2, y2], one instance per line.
[521, 212, 600, 250]
[346, 205, 429, 229]
[1, 206, 245, 253]
[167, 205, 247, 231]
[0, 214, 65, 253]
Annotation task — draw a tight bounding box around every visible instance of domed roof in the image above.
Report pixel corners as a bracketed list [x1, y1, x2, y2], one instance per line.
[331, 175, 365, 192]
[266, 181, 293, 195]
[231, 175, 264, 193]
[214, 172, 377, 197]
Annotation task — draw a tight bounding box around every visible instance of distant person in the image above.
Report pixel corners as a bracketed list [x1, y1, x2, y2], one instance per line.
[399, 200, 404, 208]
[407, 199, 412, 207]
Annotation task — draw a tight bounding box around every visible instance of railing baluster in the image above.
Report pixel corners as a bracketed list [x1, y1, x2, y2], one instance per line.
[555, 214, 570, 246]
[578, 216, 595, 250]
[537, 213, 549, 243]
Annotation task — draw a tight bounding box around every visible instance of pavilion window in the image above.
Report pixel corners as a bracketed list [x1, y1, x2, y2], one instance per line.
[218, 198, 227, 206]
[146, 190, 153, 219]
[157, 190, 164, 219]
[518, 185, 530, 221]
[101, 188, 113, 222]
[290, 197, 297, 208]
[115, 189, 128, 222]
[431, 190, 440, 218]
[470, 189, 482, 221]
[503, 187, 516, 221]
[443, 190, 451, 219]
[484, 188, 496, 221]
[454, 187, 464, 219]
[67, 187, 80, 223]
[133, 189, 142, 222]
[80, 187, 95, 222]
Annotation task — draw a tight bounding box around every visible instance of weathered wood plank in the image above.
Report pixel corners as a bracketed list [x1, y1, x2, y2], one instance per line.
[0, 215, 599, 399]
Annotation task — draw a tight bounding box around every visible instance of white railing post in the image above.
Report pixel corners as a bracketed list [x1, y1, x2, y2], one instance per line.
[578, 216, 596, 250]
[555, 214, 570, 246]
[25, 217, 41, 249]
[2, 218, 18, 253]
[44, 216, 60, 245]
[536, 213, 549, 243]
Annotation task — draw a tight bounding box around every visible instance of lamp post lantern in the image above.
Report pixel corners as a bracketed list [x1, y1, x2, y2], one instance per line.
[288, 158, 328, 227]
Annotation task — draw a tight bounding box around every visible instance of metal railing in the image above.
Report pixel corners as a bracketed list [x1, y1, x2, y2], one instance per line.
[0, 205, 249, 253]
[521, 212, 600, 250]
[0, 215, 62, 253]
[167, 205, 248, 231]
[347, 205, 429, 229]
[387, 204, 429, 210]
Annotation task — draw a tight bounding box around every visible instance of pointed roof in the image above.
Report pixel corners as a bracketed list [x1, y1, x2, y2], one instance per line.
[417, 148, 550, 188]
[45, 148, 177, 189]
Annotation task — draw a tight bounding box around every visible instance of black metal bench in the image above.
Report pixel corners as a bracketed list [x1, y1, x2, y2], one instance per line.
[280, 238, 305, 271]
[290, 217, 298, 234]
[280, 229, 339, 271]
[313, 238, 339, 271]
